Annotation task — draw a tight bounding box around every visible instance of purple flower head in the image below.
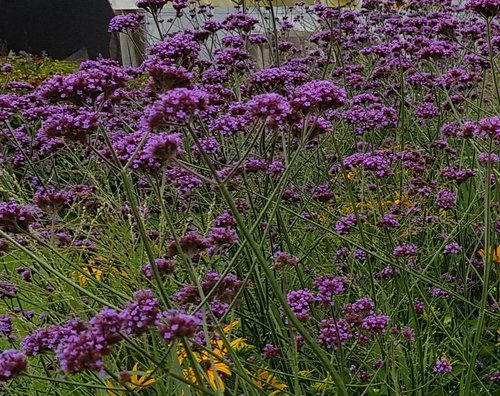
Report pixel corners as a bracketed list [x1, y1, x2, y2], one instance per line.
[141, 258, 175, 279]
[292, 80, 346, 112]
[318, 318, 351, 349]
[143, 133, 183, 166]
[157, 310, 199, 342]
[272, 251, 298, 269]
[443, 242, 461, 254]
[401, 326, 415, 342]
[223, 12, 259, 32]
[33, 188, 70, 214]
[0, 281, 18, 299]
[0, 350, 27, 381]
[89, 307, 123, 345]
[167, 230, 207, 257]
[55, 330, 110, 374]
[361, 314, 390, 334]
[136, 0, 167, 12]
[342, 297, 374, 326]
[119, 290, 159, 336]
[108, 13, 145, 33]
[314, 276, 346, 305]
[286, 289, 314, 321]
[478, 152, 499, 167]
[21, 319, 87, 356]
[262, 343, 281, 359]
[0, 199, 36, 233]
[246, 93, 291, 128]
[0, 315, 12, 335]
[146, 88, 209, 127]
[393, 243, 418, 257]
[433, 356, 452, 373]
[435, 189, 456, 211]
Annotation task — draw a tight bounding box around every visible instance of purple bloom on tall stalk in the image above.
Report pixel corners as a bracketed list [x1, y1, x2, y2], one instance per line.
[89, 307, 123, 345]
[433, 356, 452, 373]
[0, 281, 18, 299]
[0, 199, 36, 233]
[55, 330, 111, 374]
[0, 315, 12, 335]
[318, 318, 351, 349]
[157, 310, 199, 342]
[361, 314, 390, 334]
[108, 12, 145, 33]
[119, 290, 159, 336]
[286, 289, 314, 321]
[291, 80, 346, 112]
[145, 88, 209, 127]
[0, 350, 27, 381]
[435, 189, 456, 210]
[246, 93, 291, 128]
[314, 276, 346, 305]
[443, 242, 461, 254]
[141, 258, 175, 279]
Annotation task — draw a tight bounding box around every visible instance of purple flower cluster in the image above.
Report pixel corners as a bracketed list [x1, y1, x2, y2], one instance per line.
[108, 12, 145, 33]
[157, 310, 199, 342]
[0, 350, 27, 381]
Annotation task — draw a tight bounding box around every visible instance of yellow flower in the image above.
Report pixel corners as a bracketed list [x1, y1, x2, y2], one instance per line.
[105, 363, 155, 396]
[496, 328, 500, 347]
[78, 267, 103, 286]
[478, 246, 500, 264]
[251, 369, 287, 395]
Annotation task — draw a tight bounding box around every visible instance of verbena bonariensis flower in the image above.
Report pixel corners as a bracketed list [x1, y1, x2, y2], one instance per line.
[119, 290, 159, 336]
[0, 199, 36, 233]
[33, 188, 70, 214]
[393, 243, 418, 257]
[361, 314, 390, 334]
[0, 281, 18, 298]
[167, 230, 207, 257]
[318, 318, 351, 349]
[15, 267, 31, 282]
[55, 330, 111, 374]
[342, 298, 375, 326]
[433, 356, 452, 373]
[143, 132, 183, 166]
[0, 350, 27, 381]
[435, 189, 456, 210]
[222, 12, 259, 32]
[443, 242, 461, 254]
[291, 80, 346, 112]
[286, 289, 314, 321]
[0, 315, 12, 335]
[21, 319, 87, 356]
[147, 33, 201, 67]
[141, 258, 175, 279]
[142, 60, 193, 92]
[89, 307, 123, 345]
[246, 93, 291, 128]
[262, 343, 281, 359]
[145, 88, 209, 127]
[108, 12, 145, 33]
[272, 251, 298, 269]
[39, 105, 98, 142]
[157, 310, 199, 342]
[37, 59, 129, 104]
[201, 271, 242, 303]
[314, 276, 346, 305]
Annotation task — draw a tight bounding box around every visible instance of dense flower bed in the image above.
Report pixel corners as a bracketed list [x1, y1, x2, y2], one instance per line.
[1, 0, 500, 394]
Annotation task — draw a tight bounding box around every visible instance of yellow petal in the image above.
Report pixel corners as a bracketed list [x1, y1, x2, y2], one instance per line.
[214, 362, 232, 376]
[223, 321, 239, 333]
[207, 370, 225, 392]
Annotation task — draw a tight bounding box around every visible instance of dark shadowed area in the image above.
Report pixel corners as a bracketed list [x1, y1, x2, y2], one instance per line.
[0, 0, 114, 59]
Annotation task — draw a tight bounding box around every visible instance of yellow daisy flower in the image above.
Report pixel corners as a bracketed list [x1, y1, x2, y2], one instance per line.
[478, 246, 500, 264]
